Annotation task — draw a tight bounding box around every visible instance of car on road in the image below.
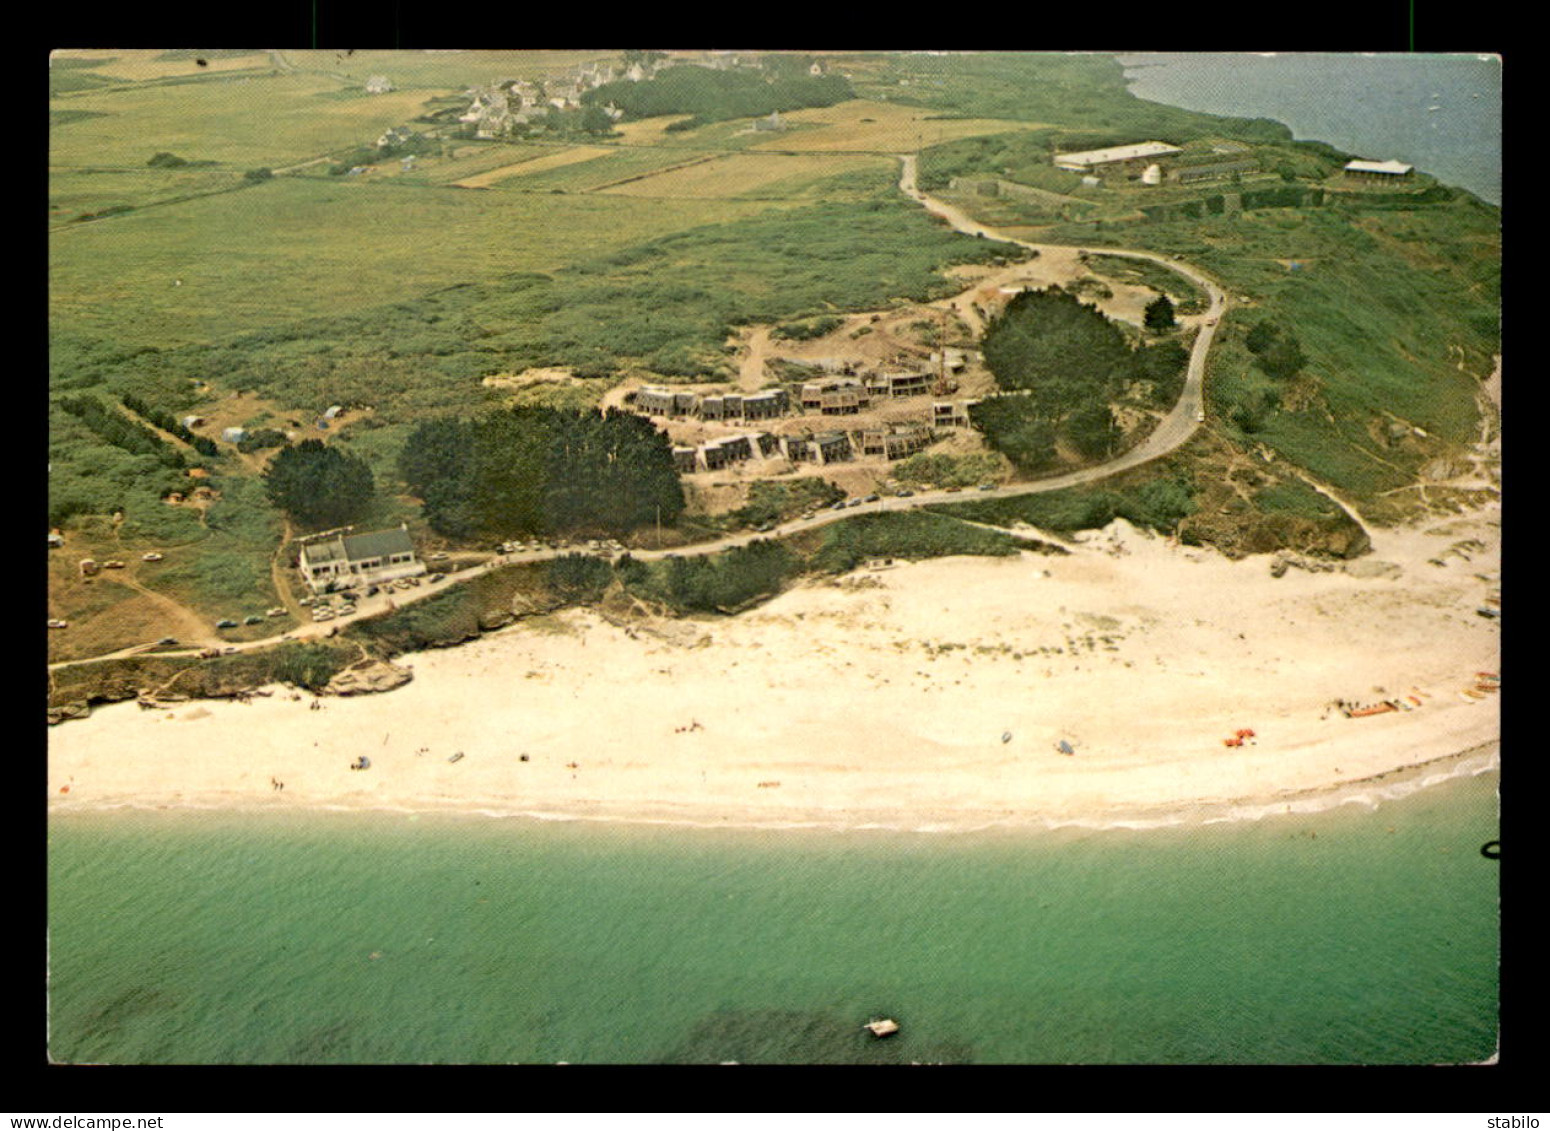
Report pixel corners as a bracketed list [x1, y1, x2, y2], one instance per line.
[429, 552, 449, 561]
[156, 636, 178, 646]
[1196, 410, 1206, 423]
[267, 607, 286, 617]
[312, 608, 335, 622]
[141, 552, 164, 562]
[863, 494, 880, 503]
[199, 647, 221, 658]
[895, 490, 914, 498]
[978, 483, 997, 491]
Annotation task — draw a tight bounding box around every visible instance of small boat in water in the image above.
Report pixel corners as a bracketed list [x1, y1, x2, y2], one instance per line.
[864, 1018, 900, 1038]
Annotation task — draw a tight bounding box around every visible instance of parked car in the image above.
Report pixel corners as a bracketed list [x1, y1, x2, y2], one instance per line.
[864, 494, 880, 503]
[366, 586, 380, 597]
[978, 483, 997, 491]
[243, 615, 263, 625]
[141, 552, 164, 562]
[312, 608, 335, 622]
[895, 490, 914, 498]
[1196, 410, 1206, 423]
[216, 619, 238, 629]
[429, 552, 449, 561]
[156, 636, 178, 646]
[47, 619, 68, 630]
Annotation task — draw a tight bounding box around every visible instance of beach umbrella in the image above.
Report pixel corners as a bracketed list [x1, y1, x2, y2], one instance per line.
[1001, 731, 1012, 744]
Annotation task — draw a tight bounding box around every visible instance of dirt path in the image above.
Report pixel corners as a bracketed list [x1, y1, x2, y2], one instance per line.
[737, 326, 776, 391]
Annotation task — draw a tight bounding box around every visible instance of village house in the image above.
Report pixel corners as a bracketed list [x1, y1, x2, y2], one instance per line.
[365, 75, 393, 94]
[633, 386, 682, 416]
[672, 446, 699, 474]
[783, 435, 815, 462]
[800, 378, 869, 414]
[814, 431, 854, 463]
[699, 435, 755, 471]
[933, 399, 982, 429]
[297, 525, 425, 594]
[856, 424, 935, 461]
[376, 126, 415, 150]
[698, 393, 743, 422]
[741, 389, 789, 421]
[865, 371, 932, 399]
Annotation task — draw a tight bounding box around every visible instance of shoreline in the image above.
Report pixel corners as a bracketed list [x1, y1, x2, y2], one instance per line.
[48, 740, 1498, 836]
[49, 499, 1500, 838]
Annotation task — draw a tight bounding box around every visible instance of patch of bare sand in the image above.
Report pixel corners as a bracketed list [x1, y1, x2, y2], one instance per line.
[48, 507, 1500, 830]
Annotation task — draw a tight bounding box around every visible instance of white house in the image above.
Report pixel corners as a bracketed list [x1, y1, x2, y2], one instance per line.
[297, 525, 425, 593]
[365, 75, 393, 94]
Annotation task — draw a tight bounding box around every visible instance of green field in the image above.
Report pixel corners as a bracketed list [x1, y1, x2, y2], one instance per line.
[50, 72, 440, 169]
[49, 176, 786, 348]
[48, 49, 1500, 659]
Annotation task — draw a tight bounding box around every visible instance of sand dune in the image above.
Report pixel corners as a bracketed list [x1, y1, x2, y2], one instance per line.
[47, 501, 1501, 832]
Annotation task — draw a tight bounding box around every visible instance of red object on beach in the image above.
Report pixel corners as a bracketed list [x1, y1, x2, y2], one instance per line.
[1224, 736, 1243, 748]
[60, 785, 69, 793]
[1236, 728, 1256, 738]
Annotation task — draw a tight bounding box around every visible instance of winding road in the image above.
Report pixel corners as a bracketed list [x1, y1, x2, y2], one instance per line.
[50, 154, 1229, 672]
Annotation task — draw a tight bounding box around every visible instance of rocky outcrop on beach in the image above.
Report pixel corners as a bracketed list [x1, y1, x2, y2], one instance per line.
[324, 660, 413, 697]
[47, 701, 92, 726]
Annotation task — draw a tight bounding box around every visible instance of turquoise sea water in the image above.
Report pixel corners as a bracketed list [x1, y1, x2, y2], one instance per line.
[1119, 53, 1503, 206]
[47, 768, 1498, 1065]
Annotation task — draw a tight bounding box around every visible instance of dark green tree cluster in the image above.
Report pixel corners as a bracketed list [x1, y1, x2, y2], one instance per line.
[663, 539, 795, 613]
[1245, 320, 1308, 381]
[263, 439, 376, 529]
[585, 65, 852, 126]
[982, 287, 1135, 404]
[398, 407, 686, 539]
[120, 392, 220, 457]
[966, 398, 1058, 472]
[545, 552, 615, 602]
[57, 396, 186, 468]
[973, 287, 1190, 472]
[236, 427, 290, 453]
[1143, 294, 1177, 333]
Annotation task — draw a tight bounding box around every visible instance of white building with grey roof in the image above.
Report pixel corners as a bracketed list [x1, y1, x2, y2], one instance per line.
[298, 524, 425, 593]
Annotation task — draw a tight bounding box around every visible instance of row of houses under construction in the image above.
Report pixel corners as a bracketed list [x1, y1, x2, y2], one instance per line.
[633, 370, 941, 425]
[672, 423, 938, 473]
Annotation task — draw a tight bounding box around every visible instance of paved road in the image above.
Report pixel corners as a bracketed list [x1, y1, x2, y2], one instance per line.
[50, 154, 1229, 672]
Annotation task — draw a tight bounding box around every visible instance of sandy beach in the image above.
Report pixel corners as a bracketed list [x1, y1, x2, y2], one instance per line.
[47, 497, 1501, 832]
